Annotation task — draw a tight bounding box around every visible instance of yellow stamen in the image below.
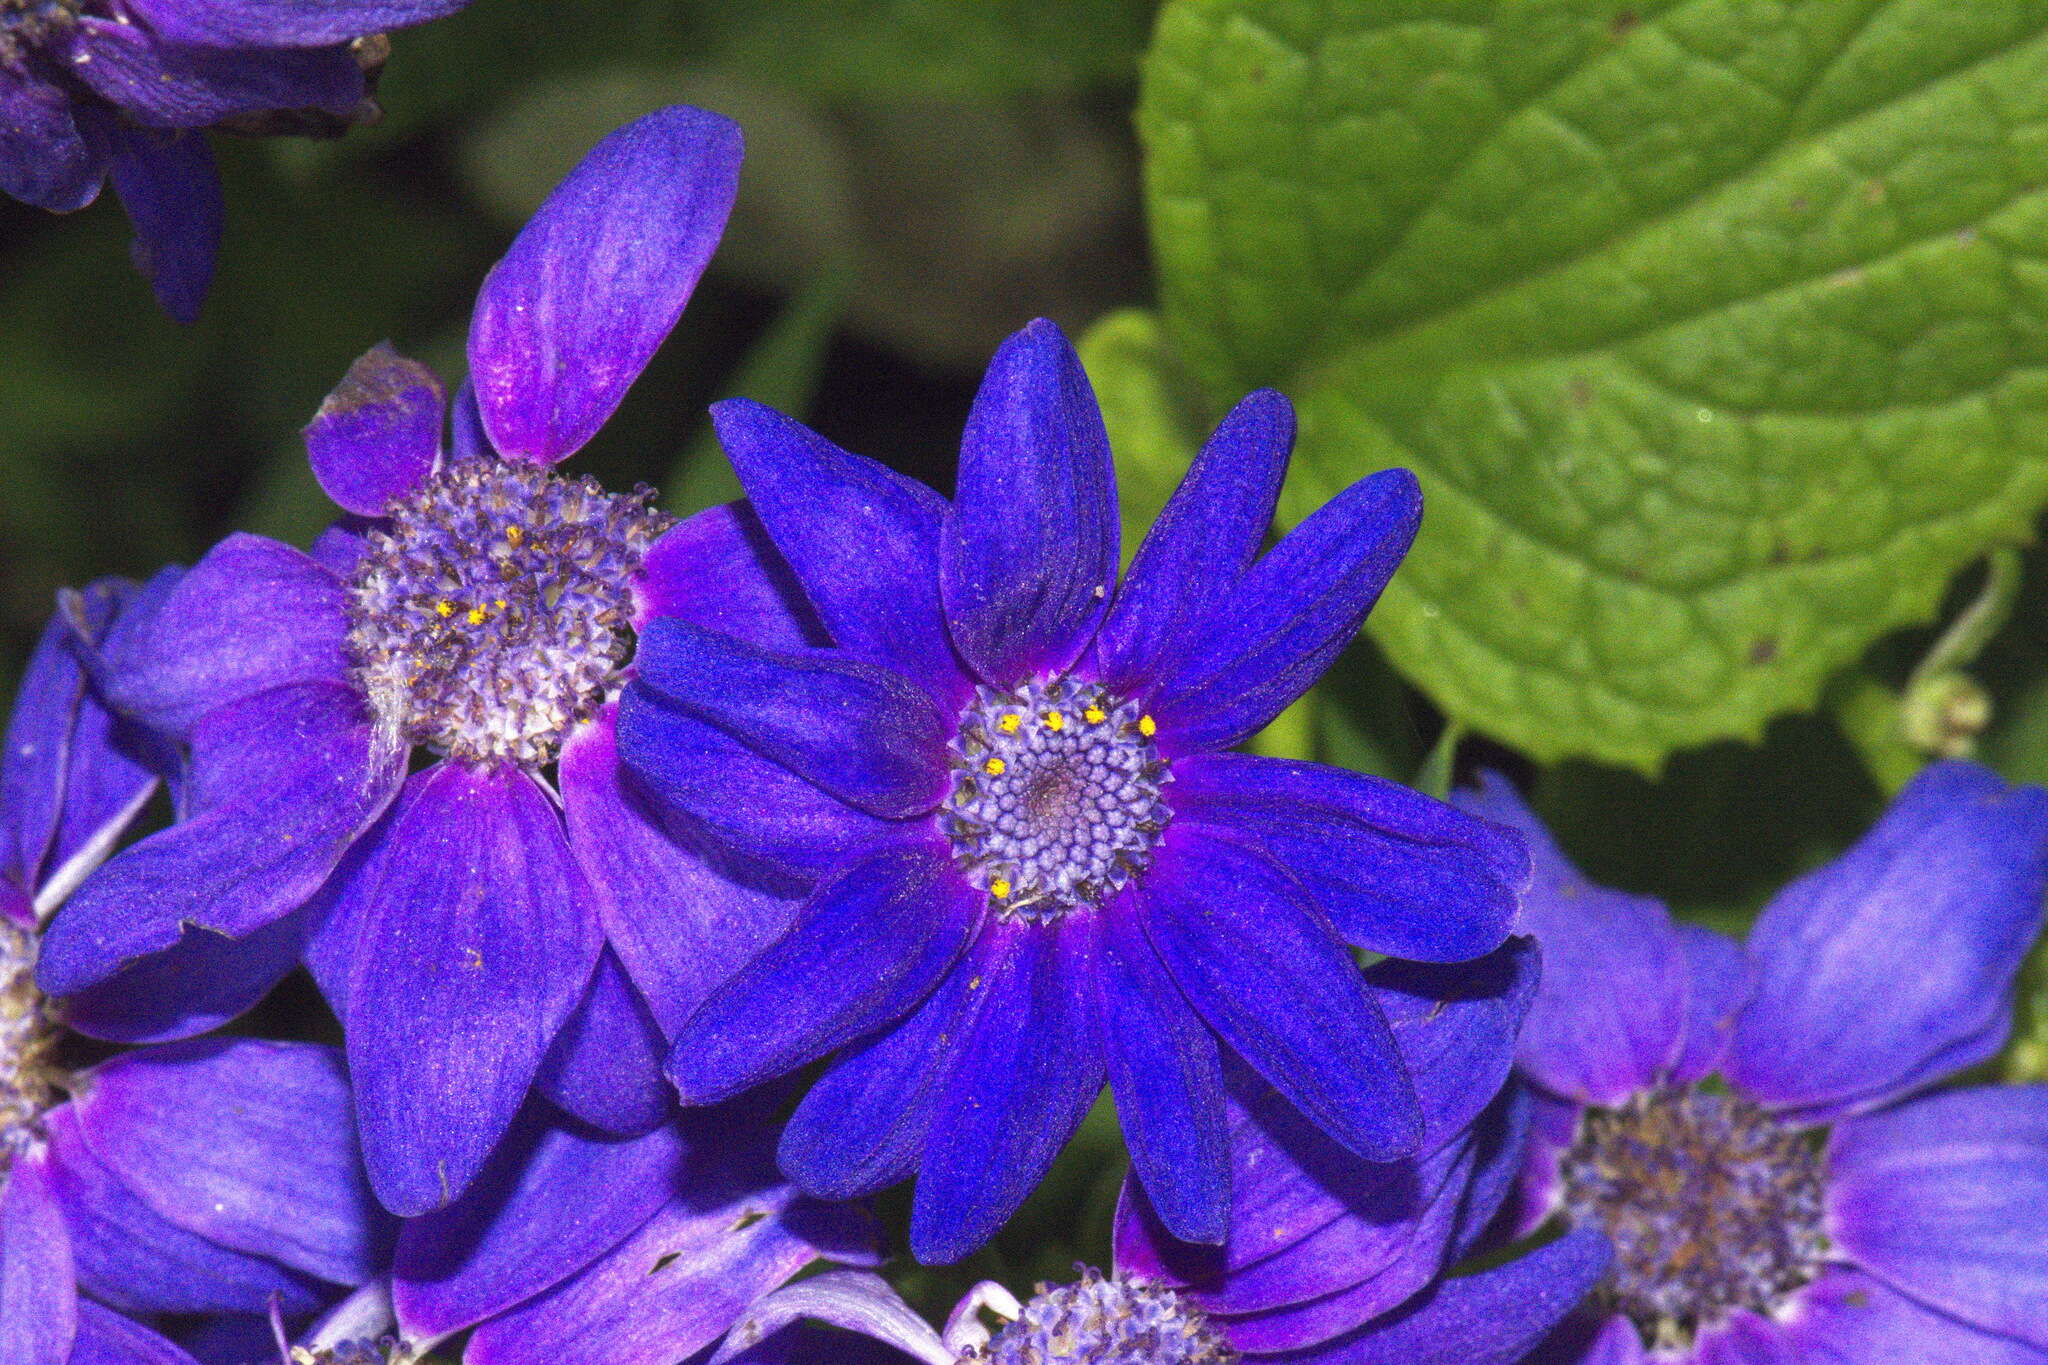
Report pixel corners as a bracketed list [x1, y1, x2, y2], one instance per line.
[998, 713, 1022, 734]
[467, 606, 487, 626]
[1083, 705, 1107, 724]
[435, 600, 455, 619]
[505, 524, 525, 547]
[1138, 714, 1157, 737]
[989, 877, 1012, 900]
[984, 757, 1007, 776]
[1043, 710, 1065, 732]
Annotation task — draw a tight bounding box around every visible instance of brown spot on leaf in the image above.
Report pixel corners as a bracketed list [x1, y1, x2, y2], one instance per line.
[1748, 637, 1779, 665]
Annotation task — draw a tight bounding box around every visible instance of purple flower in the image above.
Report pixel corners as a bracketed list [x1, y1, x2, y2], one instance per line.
[619, 317, 1531, 1262]
[709, 940, 1610, 1365]
[1460, 762, 2048, 1363]
[35, 106, 808, 1218]
[0, 0, 469, 321]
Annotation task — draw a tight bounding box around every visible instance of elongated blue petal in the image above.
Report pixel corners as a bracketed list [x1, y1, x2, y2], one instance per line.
[0, 1150, 75, 1365]
[911, 919, 1103, 1264]
[711, 1271, 953, 1365]
[1776, 1269, 2048, 1364]
[68, 22, 361, 126]
[667, 841, 981, 1105]
[1727, 761, 2048, 1115]
[1669, 922, 1752, 1086]
[0, 66, 102, 211]
[105, 125, 219, 326]
[305, 345, 445, 517]
[940, 319, 1116, 683]
[633, 503, 821, 649]
[67, 1303, 204, 1365]
[1092, 389, 1291, 691]
[1367, 939, 1539, 1155]
[1142, 467, 1419, 754]
[348, 761, 603, 1216]
[534, 947, 672, 1136]
[124, 0, 467, 45]
[470, 107, 741, 465]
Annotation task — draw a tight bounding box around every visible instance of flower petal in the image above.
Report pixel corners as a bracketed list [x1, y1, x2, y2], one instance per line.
[1776, 1269, 2048, 1365]
[470, 107, 741, 465]
[939, 319, 1116, 682]
[67, 1303, 204, 1365]
[1099, 898, 1228, 1246]
[1669, 923, 1753, 1087]
[1303, 1227, 1612, 1365]
[394, 1106, 685, 1338]
[1367, 939, 1540, 1155]
[1139, 826, 1421, 1164]
[1092, 389, 1291, 691]
[68, 21, 360, 126]
[630, 618, 950, 819]
[1454, 772, 1688, 1106]
[59, 908, 316, 1045]
[713, 398, 967, 702]
[101, 534, 349, 738]
[1173, 753, 1524, 963]
[304, 345, 445, 517]
[559, 707, 797, 1036]
[1727, 761, 2048, 1115]
[1142, 468, 1419, 755]
[0, 66, 102, 211]
[911, 919, 1104, 1265]
[70, 1039, 385, 1286]
[710, 1270, 952, 1365]
[0, 1149, 75, 1365]
[616, 686, 899, 881]
[36, 682, 399, 998]
[1694, 1312, 1799, 1365]
[462, 1182, 828, 1365]
[633, 503, 821, 649]
[105, 124, 220, 326]
[347, 761, 603, 1216]
[123, 0, 470, 49]
[666, 840, 981, 1106]
[41, 1105, 318, 1316]
[1828, 1085, 2048, 1349]
[534, 946, 672, 1137]
[777, 941, 989, 1202]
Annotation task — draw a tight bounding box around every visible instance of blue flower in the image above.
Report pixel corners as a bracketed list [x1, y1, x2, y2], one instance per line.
[1, 582, 392, 1365]
[34, 106, 809, 1218]
[0, 0, 469, 321]
[708, 940, 1611, 1365]
[1461, 762, 2048, 1363]
[619, 317, 1531, 1263]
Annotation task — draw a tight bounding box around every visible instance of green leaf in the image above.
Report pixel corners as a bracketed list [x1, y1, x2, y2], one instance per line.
[1140, 0, 2048, 769]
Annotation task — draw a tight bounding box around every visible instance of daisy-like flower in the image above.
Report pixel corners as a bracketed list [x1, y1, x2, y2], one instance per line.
[620, 329, 1529, 1262]
[35, 106, 810, 1218]
[1, 585, 388, 1365]
[1462, 762, 2048, 1363]
[1, 0, 469, 320]
[709, 940, 1612, 1365]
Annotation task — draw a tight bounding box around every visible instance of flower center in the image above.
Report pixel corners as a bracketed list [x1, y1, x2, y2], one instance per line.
[1559, 1087, 1828, 1348]
[1, 919, 62, 1175]
[942, 680, 1169, 924]
[962, 1270, 1236, 1365]
[345, 457, 672, 768]
[0, 0, 77, 63]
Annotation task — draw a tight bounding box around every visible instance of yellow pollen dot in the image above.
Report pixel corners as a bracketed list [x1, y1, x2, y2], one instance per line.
[435, 600, 455, 618]
[989, 877, 1012, 900]
[998, 713, 1022, 734]
[1083, 705, 1107, 724]
[494, 599, 507, 610]
[1043, 710, 1065, 732]
[505, 525, 524, 546]
[984, 757, 1007, 776]
[1139, 714, 1157, 737]
[467, 606, 487, 625]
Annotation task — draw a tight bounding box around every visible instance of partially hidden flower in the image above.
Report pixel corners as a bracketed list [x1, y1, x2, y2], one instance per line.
[1, 0, 470, 320]
[35, 106, 809, 1218]
[1, 586, 390, 1365]
[1461, 762, 2048, 1363]
[619, 316, 1531, 1262]
[709, 939, 1610, 1365]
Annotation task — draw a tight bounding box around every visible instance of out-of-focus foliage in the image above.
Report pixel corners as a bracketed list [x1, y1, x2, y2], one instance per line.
[1110, 0, 2048, 772]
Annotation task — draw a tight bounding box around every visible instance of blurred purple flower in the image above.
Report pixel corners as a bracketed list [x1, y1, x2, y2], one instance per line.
[710, 939, 1608, 1365]
[35, 106, 808, 1218]
[619, 317, 1530, 1262]
[1460, 762, 2048, 1364]
[0, 0, 470, 320]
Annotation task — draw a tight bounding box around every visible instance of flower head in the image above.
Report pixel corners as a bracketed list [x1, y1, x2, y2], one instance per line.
[621, 317, 1531, 1262]
[1465, 762, 2048, 1362]
[35, 107, 810, 1219]
[0, 0, 469, 320]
